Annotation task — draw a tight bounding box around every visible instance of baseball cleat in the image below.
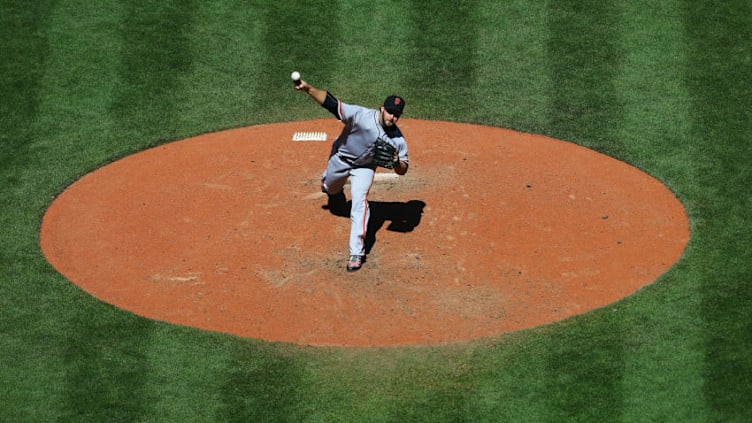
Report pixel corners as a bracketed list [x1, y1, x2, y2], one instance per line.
[320, 177, 329, 193]
[346, 255, 363, 272]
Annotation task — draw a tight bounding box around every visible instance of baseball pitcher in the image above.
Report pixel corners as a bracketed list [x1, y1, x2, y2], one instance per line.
[294, 76, 409, 272]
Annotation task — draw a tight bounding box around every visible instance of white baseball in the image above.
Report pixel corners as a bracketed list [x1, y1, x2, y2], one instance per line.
[291, 71, 301, 82]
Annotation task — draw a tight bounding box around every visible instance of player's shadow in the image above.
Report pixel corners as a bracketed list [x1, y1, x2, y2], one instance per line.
[323, 193, 425, 254]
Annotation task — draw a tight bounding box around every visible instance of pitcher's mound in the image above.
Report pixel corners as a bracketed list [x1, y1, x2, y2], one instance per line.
[40, 119, 689, 347]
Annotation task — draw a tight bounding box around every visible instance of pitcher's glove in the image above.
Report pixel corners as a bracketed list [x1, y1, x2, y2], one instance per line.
[373, 138, 398, 169]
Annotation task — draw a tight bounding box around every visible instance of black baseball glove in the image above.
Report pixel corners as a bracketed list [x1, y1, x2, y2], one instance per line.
[373, 138, 398, 169]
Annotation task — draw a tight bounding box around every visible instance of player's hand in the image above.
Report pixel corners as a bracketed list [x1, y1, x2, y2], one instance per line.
[295, 80, 310, 92]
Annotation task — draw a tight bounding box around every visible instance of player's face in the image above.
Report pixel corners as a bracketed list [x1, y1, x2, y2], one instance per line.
[381, 107, 401, 128]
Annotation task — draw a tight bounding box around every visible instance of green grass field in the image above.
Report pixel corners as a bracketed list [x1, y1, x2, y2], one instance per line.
[2, 0, 750, 421]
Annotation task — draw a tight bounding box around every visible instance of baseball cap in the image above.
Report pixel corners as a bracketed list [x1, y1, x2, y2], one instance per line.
[383, 95, 405, 115]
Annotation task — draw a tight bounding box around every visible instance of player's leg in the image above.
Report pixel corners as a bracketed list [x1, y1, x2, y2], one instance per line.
[347, 167, 375, 270]
[322, 155, 350, 195]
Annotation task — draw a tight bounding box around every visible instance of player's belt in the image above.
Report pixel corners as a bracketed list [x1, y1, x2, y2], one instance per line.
[335, 152, 354, 165]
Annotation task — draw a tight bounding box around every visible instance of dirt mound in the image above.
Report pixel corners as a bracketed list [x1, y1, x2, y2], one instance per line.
[41, 120, 690, 347]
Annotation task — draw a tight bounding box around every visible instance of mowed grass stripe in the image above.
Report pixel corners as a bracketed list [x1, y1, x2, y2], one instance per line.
[0, 0, 54, 170]
[0, 0, 61, 284]
[0, 0, 55, 260]
[254, 1, 340, 122]
[472, 0, 552, 132]
[29, 1, 127, 176]
[614, 0, 696, 186]
[685, 1, 752, 421]
[450, 3, 555, 420]
[405, 0, 480, 120]
[177, 2, 267, 130]
[333, 0, 412, 105]
[614, 2, 707, 421]
[110, 0, 198, 144]
[0, 2, 60, 421]
[547, 1, 627, 159]
[543, 1, 626, 420]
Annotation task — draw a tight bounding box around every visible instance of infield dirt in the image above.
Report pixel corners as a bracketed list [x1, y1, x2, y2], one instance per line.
[41, 119, 690, 347]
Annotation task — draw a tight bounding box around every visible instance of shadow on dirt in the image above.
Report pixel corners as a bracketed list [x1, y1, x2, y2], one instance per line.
[322, 193, 426, 254]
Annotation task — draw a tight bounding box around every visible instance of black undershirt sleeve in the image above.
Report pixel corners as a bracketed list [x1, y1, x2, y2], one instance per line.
[322, 91, 340, 119]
